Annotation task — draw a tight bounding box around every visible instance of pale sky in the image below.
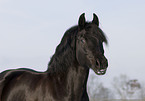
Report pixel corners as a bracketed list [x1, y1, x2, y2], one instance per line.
[0, 0, 145, 87]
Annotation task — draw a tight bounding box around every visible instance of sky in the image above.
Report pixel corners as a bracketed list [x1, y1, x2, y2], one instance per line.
[0, 0, 145, 87]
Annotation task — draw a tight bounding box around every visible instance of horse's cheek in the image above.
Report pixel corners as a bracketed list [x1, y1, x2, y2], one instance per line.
[76, 50, 88, 67]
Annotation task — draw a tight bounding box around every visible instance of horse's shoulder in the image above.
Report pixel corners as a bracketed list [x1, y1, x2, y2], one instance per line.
[0, 69, 26, 99]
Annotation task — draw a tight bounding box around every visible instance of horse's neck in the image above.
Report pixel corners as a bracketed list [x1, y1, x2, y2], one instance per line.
[48, 58, 89, 101]
[66, 65, 89, 100]
[68, 65, 89, 97]
[47, 50, 89, 100]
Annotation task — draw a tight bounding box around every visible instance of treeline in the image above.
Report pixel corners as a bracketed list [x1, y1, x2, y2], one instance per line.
[87, 74, 145, 101]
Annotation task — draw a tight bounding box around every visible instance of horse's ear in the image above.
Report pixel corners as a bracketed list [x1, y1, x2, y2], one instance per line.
[92, 13, 99, 26]
[78, 13, 86, 30]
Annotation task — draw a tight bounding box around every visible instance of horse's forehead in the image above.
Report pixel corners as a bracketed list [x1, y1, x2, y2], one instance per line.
[86, 23, 97, 29]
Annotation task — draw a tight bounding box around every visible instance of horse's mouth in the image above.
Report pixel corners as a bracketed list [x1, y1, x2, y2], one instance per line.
[95, 69, 107, 75]
[91, 66, 107, 75]
[94, 59, 108, 75]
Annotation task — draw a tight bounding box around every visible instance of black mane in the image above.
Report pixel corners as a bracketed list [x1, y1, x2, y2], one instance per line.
[47, 26, 78, 73]
[85, 23, 108, 44]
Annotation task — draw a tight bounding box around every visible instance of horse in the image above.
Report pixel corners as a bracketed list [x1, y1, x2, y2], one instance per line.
[0, 13, 108, 101]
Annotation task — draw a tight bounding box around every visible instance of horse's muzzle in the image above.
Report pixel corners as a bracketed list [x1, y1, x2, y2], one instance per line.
[95, 57, 108, 75]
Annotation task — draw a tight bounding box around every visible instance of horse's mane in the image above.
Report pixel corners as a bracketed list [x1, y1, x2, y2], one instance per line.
[85, 23, 107, 44]
[54, 26, 78, 55]
[95, 27, 108, 44]
[47, 26, 78, 74]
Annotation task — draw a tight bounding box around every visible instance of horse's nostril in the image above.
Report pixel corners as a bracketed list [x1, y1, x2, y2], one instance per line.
[96, 61, 98, 66]
[96, 60, 100, 67]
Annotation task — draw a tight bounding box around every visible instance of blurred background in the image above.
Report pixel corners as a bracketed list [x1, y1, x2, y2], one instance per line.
[0, 0, 145, 100]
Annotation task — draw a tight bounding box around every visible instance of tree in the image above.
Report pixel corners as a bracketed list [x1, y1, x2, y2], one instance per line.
[112, 74, 142, 99]
[112, 74, 129, 99]
[87, 72, 114, 101]
[138, 82, 145, 100]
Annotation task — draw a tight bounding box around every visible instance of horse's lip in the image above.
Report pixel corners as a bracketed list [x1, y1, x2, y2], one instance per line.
[99, 69, 106, 72]
[95, 68, 107, 75]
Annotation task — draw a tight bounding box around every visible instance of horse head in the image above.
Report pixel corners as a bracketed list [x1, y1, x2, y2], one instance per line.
[76, 13, 108, 75]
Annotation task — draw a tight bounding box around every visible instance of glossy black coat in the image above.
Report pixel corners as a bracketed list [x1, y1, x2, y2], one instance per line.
[0, 13, 108, 101]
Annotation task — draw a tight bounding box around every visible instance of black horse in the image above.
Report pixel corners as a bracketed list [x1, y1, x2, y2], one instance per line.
[0, 13, 108, 101]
